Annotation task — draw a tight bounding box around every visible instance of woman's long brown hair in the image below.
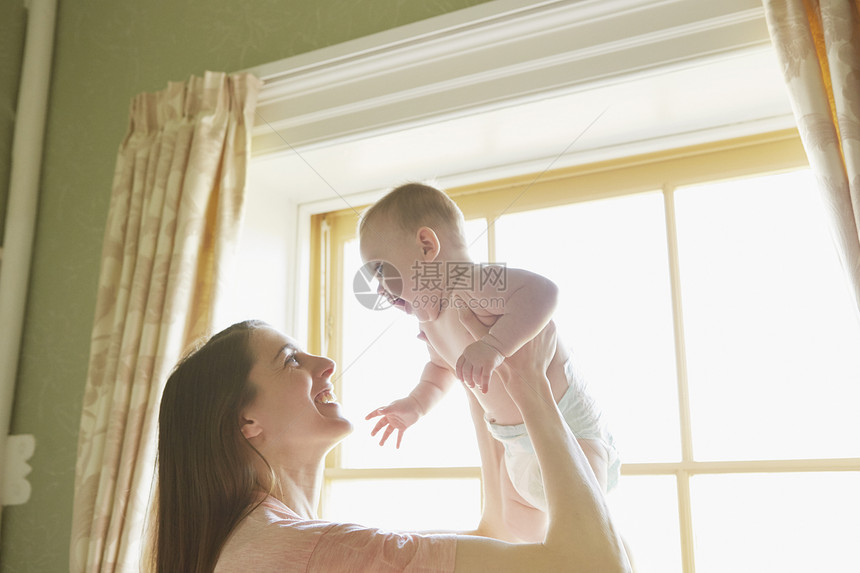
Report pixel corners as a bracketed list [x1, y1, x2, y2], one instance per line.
[151, 320, 268, 573]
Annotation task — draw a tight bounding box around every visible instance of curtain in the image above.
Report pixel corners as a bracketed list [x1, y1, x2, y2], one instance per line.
[69, 71, 262, 572]
[763, 0, 860, 314]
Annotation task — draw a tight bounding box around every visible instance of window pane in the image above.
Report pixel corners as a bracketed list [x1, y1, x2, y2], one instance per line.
[323, 478, 482, 531]
[691, 472, 860, 573]
[495, 192, 681, 463]
[339, 239, 480, 468]
[463, 217, 489, 264]
[675, 170, 860, 461]
[216, 185, 292, 332]
[607, 476, 682, 573]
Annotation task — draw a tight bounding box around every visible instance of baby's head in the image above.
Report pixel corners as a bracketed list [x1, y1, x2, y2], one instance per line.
[359, 183, 468, 320]
[359, 182, 467, 255]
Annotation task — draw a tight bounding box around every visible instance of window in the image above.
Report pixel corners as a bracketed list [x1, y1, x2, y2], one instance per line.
[312, 134, 860, 572]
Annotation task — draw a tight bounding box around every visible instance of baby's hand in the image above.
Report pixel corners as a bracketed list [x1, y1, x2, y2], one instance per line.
[365, 396, 422, 448]
[456, 340, 505, 393]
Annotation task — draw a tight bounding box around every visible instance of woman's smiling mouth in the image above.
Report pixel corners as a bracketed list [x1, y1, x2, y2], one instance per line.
[315, 387, 337, 404]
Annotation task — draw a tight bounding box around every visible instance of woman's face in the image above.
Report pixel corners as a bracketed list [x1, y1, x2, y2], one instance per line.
[240, 327, 352, 454]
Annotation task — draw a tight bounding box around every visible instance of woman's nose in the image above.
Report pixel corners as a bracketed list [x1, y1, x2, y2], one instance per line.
[317, 356, 336, 379]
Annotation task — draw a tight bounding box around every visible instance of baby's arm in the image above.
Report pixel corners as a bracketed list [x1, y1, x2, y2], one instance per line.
[456, 267, 559, 391]
[366, 345, 456, 448]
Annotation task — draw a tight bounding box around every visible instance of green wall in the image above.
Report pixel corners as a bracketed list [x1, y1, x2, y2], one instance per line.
[0, 1, 491, 570]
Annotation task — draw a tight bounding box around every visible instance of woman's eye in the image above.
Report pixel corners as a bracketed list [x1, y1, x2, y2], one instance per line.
[284, 353, 299, 367]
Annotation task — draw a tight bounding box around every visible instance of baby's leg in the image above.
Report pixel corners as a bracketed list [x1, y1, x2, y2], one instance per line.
[466, 392, 518, 542]
[557, 357, 621, 493]
[577, 437, 609, 492]
[498, 455, 547, 542]
[497, 438, 606, 541]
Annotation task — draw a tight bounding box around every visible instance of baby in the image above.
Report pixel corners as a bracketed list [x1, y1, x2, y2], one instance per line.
[359, 182, 619, 539]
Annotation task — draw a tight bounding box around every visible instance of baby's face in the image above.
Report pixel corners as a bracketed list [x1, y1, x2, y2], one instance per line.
[359, 219, 438, 321]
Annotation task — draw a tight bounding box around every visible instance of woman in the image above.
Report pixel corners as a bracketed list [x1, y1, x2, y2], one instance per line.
[152, 311, 630, 572]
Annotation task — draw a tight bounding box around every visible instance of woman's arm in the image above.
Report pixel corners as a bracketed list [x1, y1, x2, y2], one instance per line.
[452, 309, 631, 572]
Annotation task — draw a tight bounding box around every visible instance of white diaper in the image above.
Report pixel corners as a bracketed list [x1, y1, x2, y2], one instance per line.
[486, 358, 620, 511]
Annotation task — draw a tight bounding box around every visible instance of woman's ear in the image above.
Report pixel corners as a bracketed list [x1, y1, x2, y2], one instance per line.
[240, 414, 262, 439]
[416, 227, 440, 261]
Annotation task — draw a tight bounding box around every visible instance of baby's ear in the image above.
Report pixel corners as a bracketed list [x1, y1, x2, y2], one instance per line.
[416, 227, 440, 261]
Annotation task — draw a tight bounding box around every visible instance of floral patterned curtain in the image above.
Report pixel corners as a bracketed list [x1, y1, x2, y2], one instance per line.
[763, 0, 860, 314]
[69, 71, 262, 572]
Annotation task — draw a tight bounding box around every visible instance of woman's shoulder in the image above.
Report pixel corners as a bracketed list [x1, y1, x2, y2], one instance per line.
[257, 497, 342, 533]
[214, 497, 334, 572]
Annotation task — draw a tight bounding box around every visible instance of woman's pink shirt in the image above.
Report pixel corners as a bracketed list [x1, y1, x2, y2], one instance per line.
[215, 496, 457, 572]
